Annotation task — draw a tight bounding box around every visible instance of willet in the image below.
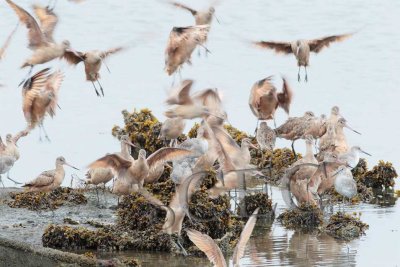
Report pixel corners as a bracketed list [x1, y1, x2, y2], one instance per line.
[64, 46, 125, 96]
[333, 165, 357, 206]
[22, 68, 64, 141]
[253, 33, 352, 81]
[22, 156, 79, 192]
[187, 208, 260, 267]
[338, 146, 371, 169]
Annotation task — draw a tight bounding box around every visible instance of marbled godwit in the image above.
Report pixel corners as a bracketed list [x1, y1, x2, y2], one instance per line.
[22, 68, 64, 141]
[327, 106, 342, 126]
[253, 33, 352, 81]
[171, 2, 216, 26]
[318, 124, 337, 160]
[293, 135, 318, 167]
[333, 165, 357, 202]
[160, 117, 186, 146]
[0, 130, 29, 184]
[63, 46, 124, 96]
[303, 114, 327, 140]
[338, 146, 371, 169]
[22, 156, 79, 192]
[332, 118, 361, 154]
[5, 1, 77, 82]
[249, 76, 293, 127]
[164, 25, 210, 76]
[89, 148, 192, 191]
[275, 111, 315, 157]
[256, 121, 276, 152]
[187, 208, 260, 267]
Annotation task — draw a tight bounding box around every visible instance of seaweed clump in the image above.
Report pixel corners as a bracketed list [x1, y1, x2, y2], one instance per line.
[277, 204, 323, 230]
[325, 212, 369, 241]
[236, 192, 273, 217]
[7, 187, 87, 210]
[362, 161, 398, 189]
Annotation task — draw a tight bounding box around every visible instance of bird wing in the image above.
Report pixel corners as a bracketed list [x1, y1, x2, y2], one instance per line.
[32, 5, 58, 42]
[45, 70, 64, 117]
[171, 2, 197, 15]
[211, 126, 241, 165]
[146, 147, 192, 169]
[0, 23, 18, 60]
[100, 46, 125, 59]
[308, 33, 352, 53]
[6, 0, 47, 49]
[277, 77, 293, 114]
[11, 129, 30, 144]
[166, 25, 210, 56]
[232, 208, 260, 266]
[193, 88, 223, 115]
[22, 68, 51, 124]
[88, 154, 132, 176]
[24, 170, 55, 187]
[166, 79, 194, 105]
[187, 229, 227, 267]
[63, 50, 85, 65]
[253, 41, 292, 54]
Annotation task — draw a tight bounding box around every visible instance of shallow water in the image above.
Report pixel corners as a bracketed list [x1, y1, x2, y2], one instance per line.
[0, 0, 399, 266]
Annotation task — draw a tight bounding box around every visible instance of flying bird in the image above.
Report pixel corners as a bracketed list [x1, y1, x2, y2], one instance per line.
[63, 46, 125, 96]
[253, 33, 352, 82]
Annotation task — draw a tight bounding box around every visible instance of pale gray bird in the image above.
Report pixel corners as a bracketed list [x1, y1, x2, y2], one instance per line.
[254, 33, 352, 81]
[333, 165, 357, 201]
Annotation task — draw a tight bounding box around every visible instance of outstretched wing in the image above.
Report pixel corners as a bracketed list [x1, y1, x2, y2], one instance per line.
[308, 33, 352, 53]
[146, 147, 192, 169]
[253, 41, 293, 54]
[45, 70, 64, 117]
[88, 154, 132, 176]
[0, 23, 18, 60]
[171, 2, 197, 15]
[32, 5, 58, 42]
[232, 208, 260, 266]
[166, 79, 194, 105]
[277, 77, 293, 114]
[6, 0, 47, 49]
[187, 229, 227, 267]
[99, 46, 125, 59]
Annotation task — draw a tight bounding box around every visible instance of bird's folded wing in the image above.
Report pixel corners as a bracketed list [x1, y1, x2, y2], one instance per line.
[25, 170, 55, 187]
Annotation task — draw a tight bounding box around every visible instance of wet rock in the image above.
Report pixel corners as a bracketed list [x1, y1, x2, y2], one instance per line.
[362, 161, 398, 189]
[236, 192, 273, 217]
[7, 187, 87, 211]
[63, 218, 80, 225]
[325, 212, 369, 241]
[277, 204, 323, 230]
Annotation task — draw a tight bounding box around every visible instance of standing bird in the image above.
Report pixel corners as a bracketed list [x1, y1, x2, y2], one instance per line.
[332, 118, 361, 154]
[256, 121, 276, 152]
[249, 76, 293, 129]
[164, 25, 210, 76]
[5, 1, 77, 82]
[22, 156, 79, 192]
[327, 106, 342, 127]
[88, 148, 192, 192]
[333, 165, 357, 202]
[187, 208, 260, 267]
[303, 114, 327, 140]
[22, 68, 64, 141]
[63, 46, 124, 96]
[338, 146, 371, 169]
[253, 33, 352, 81]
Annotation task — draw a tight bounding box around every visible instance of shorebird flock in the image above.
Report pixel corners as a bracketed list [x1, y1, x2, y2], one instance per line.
[0, 1, 369, 266]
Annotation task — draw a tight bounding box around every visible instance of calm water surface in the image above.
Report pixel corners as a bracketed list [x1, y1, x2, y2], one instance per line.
[0, 0, 399, 266]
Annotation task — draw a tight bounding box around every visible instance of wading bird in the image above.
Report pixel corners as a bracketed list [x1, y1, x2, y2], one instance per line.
[22, 156, 79, 192]
[187, 208, 260, 267]
[253, 33, 352, 81]
[333, 165, 357, 203]
[22, 68, 64, 141]
[63, 46, 124, 96]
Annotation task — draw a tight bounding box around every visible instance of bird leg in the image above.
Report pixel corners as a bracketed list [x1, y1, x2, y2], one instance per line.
[101, 58, 111, 73]
[40, 123, 51, 142]
[254, 119, 259, 135]
[0, 175, 5, 188]
[7, 173, 22, 185]
[91, 81, 101, 97]
[291, 140, 297, 160]
[305, 67, 308, 82]
[198, 44, 211, 55]
[96, 79, 105, 97]
[297, 66, 301, 82]
[18, 66, 34, 87]
[95, 186, 100, 207]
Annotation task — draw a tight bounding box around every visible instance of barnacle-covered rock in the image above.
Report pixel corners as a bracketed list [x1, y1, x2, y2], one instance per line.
[325, 212, 369, 241]
[236, 192, 272, 217]
[112, 109, 187, 157]
[187, 123, 200, 138]
[351, 158, 368, 181]
[7, 187, 87, 210]
[277, 204, 323, 230]
[362, 161, 398, 189]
